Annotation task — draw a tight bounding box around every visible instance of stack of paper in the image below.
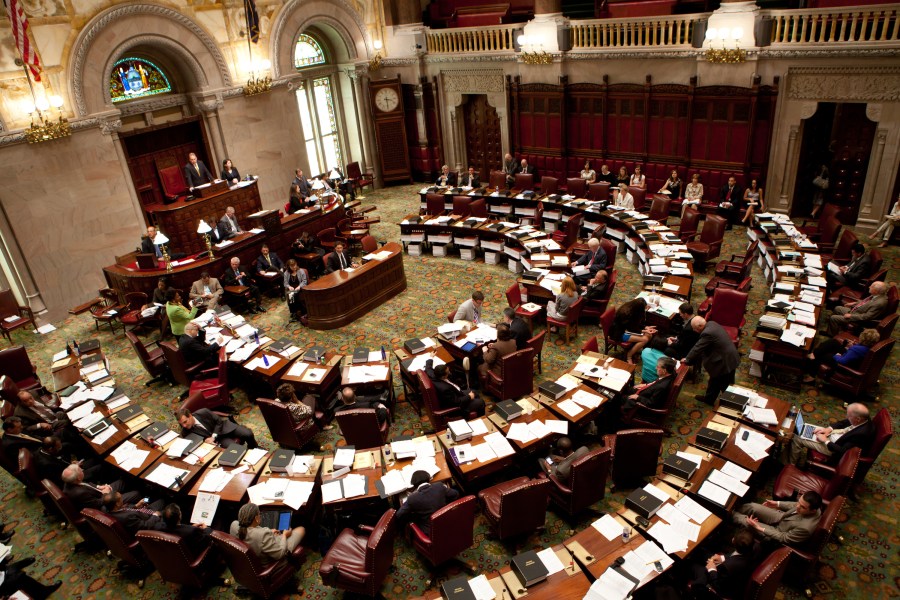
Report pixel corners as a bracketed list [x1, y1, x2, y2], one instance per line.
[734, 427, 774, 461]
[199, 468, 234, 493]
[673, 495, 712, 524]
[592, 514, 624, 541]
[145, 463, 189, 488]
[586, 568, 635, 600]
[484, 432, 515, 458]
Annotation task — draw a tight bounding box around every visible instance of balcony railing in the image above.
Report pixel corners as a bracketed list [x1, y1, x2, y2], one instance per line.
[570, 14, 700, 49]
[426, 24, 519, 54]
[767, 5, 899, 45]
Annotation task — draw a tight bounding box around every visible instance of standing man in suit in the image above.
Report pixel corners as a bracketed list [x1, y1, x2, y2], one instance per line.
[222, 257, 265, 313]
[454, 291, 484, 325]
[395, 470, 459, 535]
[733, 491, 823, 546]
[189, 272, 223, 311]
[102, 491, 166, 535]
[688, 528, 759, 598]
[621, 356, 676, 414]
[478, 324, 517, 386]
[827, 281, 888, 335]
[175, 407, 257, 449]
[178, 322, 220, 369]
[435, 164, 457, 187]
[184, 152, 214, 189]
[424, 360, 485, 416]
[665, 303, 700, 359]
[255, 244, 284, 274]
[570, 238, 607, 285]
[503, 307, 532, 350]
[717, 176, 742, 227]
[292, 168, 311, 199]
[539, 437, 589, 480]
[61, 463, 140, 510]
[217, 206, 243, 239]
[502, 153, 518, 187]
[459, 166, 480, 188]
[324, 241, 357, 273]
[786, 403, 873, 465]
[683, 318, 741, 405]
[827, 242, 872, 291]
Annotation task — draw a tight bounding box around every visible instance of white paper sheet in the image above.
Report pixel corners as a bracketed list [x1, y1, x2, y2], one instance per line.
[592, 514, 624, 541]
[536, 547, 565, 575]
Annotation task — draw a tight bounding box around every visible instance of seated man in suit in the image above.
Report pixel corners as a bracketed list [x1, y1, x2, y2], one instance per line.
[502, 153, 518, 187]
[324, 241, 358, 273]
[222, 257, 265, 313]
[826, 243, 872, 292]
[176, 407, 257, 449]
[503, 307, 532, 350]
[255, 244, 284, 274]
[184, 152, 214, 189]
[582, 269, 609, 301]
[621, 356, 676, 415]
[161, 503, 212, 556]
[665, 303, 700, 359]
[435, 164, 457, 187]
[34, 435, 102, 487]
[61, 463, 140, 510]
[538, 436, 589, 480]
[733, 491, 822, 546]
[189, 271, 223, 311]
[217, 206, 243, 240]
[459, 165, 480, 188]
[454, 290, 484, 325]
[424, 360, 485, 416]
[395, 469, 459, 536]
[717, 176, 742, 227]
[786, 402, 873, 466]
[334, 387, 391, 425]
[140, 226, 184, 261]
[102, 490, 166, 535]
[570, 238, 607, 285]
[516, 158, 535, 178]
[478, 323, 517, 386]
[1, 417, 42, 464]
[178, 322, 220, 369]
[687, 528, 759, 598]
[826, 281, 889, 335]
[13, 390, 67, 436]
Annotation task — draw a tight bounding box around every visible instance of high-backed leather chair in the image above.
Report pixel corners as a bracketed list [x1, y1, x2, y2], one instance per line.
[409, 495, 476, 566]
[183, 346, 230, 407]
[41, 479, 96, 550]
[478, 477, 551, 540]
[90, 288, 126, 334]
[621, 365, 688, 431]
[628, 186, 647, 210]
[797, 203, 841, 237]
[483, 348, 534, 401]
[426, 193, 445, 216]
[540, 176, 559, 195]
[821, 338, 895, 399]
[773, 447, 860, 503]
[711, 240, 758, 284]
[835, 313, 898, 346]
[600, 307, 634, 357]
[543, 446, 611, 515]
[588, 182, 610, 201]
[125, 331, 169, 387]
[679, 207, 701, 242]
[514, 173, 534, 191]
[136, 530, 220, 591]
[258, 397, 320, 450]
[346, 161, 374, 194]
[505, 283, 540, 325]
[470, 198, 487, 218]
[452, 196, 472, 217]
[823, 228, 858, 265]
[787, 495, 845, 584]
[600, 238, 617, 272]
[0, 289, 35, 343]
[319, 508, 396, 596]
[551, 213, 583, 249]
[807, 408, 892, 489]
[317, 228, 345, 252]
[211, 530, 303, 599]
[336, 408, 389, 447]
[687, 215, 726, 270]
[703, 546, 791, 600]
[81, 508, 151, 579]
[119, 292, 160, 334]
[489, 170, 506, 190]
[417, 370, 464, 433]
[704, 288, 748, 345]
[604, 429, 664, 488]
[526, 330, 546, 375]
[566, 178, 587, 198]
[647, 196, 671, 224]
[0, 345, 41, 391]
[159, 340, 205, 388]
[811, 216, 842, 252]
[546, 297, 584, 344]
[17, 448, 57, 517]
[582, 269, 617, 321]
[581, 336, 599, 354]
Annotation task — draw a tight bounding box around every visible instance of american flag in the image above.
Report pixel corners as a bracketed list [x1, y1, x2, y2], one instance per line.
[4, 0, 41, 81]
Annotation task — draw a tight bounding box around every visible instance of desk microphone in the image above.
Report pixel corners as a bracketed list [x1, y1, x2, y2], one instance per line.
[171, 473, 185, 489]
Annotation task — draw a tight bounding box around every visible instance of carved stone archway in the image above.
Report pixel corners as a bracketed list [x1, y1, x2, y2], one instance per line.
[440, 69, 508, 171]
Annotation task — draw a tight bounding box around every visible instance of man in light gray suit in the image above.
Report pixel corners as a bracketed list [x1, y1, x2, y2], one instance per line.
[217, 206, 243, 240]
[189, 271, 223, 310]
[733, 491, 822, 546]
[683, 318, 741, 405]
[827, 281, 889, 335]
[454, 291, 484, 325]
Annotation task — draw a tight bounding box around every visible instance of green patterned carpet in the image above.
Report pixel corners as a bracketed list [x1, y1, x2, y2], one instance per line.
[0, 184, 897, 599]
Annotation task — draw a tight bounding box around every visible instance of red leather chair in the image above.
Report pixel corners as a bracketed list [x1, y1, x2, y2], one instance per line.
[489, 170, 506, 190]
[687, 215, 726, 270]
[258, 397, 320, 450]
[581, 336, 599, 354]
[807, 408, 892, 490]
[483, 348, 534, 401]
[360, 235, 379, 254]
[526, 330, 546, 375]
[320, 509, 397, 596]
[136, 530, 221, 591]
[478, 477, 551, 540]
[336, 408, 389, 448]
[834, 313, 898, 346]
[0, 345, 42, 392]
[600, 307, 634, 357]
[505, 283, 540, 324]
[188, 347, 230, 408]
[346, 161, 374, 194]
[604, 429, 664, 488]
[552, 213, 583, 248]
[417, 370, 466, 433]
[157, 160, 190, 202]
[704, 288, 748, 345]
[813, 217, 842, 253]
[90, 288, 126, 334]
[212, 530, 303, 599]
[546, 297, 584, 344]
[125, 331, 169, 387]
[711, 240, 758, 283]
[797, 203, 841, 237]
[409, 495, 476, 566]
[17, 448, 57, 517]
[317, 228, 346, 252]
[600, 238, 617, 272]
[588, 182, 610, 201]
[540, 176, 559, 195]
[773, 447, 860, 503]
[119, 292, 160, 334]
[702, 546, 791, 600]
[831, 270, 889, 309]
[566, 178, 587, 198]
[43, 479, 98, 551]
[621, 365, 688, 432]
[821, 229, 858, 265]
[543, 446, 611, 515]
[582, 269, 617, 321]
[628, 186, 646, 210]
[0, 289, 35, 344]
[514, 173, 534, 191]
[787, 495, 845, 585]
[647, 196, 671, 224]
[81, 508, 152, 579]
[820, 338, 894, 399]
[678, 207, 701, 242]
[452, 196, 472, 217]
[470, 198, 487, 218]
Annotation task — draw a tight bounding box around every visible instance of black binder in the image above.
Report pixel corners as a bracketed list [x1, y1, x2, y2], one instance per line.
[79, 339, 101, 353]
[113, 404, 144, 423]
[718, 391, 750, 413]
[538, 380, 566, 400]
[441, 575, 476, 600]
[139, 421, 169, 442]
[625, 488, 666, 519]
[269, 448, 295, 473]
[303, 346, 326, 362]
[494, 399, 522, 422]
[404, 338, 426, 354]
[179, 433, 205, 457]
[662, 455, 698, 480]
[511, 550, 550, 587]
[352, 347, 370, 364]
[695, 427, 729, 451]
[218, 443, 248, 467]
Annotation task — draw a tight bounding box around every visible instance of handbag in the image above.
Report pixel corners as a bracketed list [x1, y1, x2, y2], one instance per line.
[813, 176, 829, 190]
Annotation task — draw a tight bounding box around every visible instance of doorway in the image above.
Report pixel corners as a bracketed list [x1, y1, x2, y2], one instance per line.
[462, 95, 502, 182]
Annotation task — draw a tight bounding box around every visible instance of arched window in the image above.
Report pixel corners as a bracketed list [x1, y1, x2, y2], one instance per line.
[294, 34, 326, 69]
[110, 58, 172, 103]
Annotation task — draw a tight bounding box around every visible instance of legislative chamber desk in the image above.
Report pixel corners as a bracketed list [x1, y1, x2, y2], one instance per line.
[103, 201, 344, 298]
[303, 242, 407, 330]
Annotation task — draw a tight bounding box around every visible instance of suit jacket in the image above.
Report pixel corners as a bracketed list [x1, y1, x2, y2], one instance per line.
[165, 523, 212, 557]
[842, 253, 872, 286]
[667, 317, 701, 359]
[256, 252, 284, 273]
[844, 294, 888, 323]
[509, 317, 531, 350]
[189, 278, 223, 307]
[229, 523, 290, 565]
[460, 173, 480, 187]
[502, 159, 518, 175]
[63, 481, 106, 510]
[166, 302, 198, 337]
[574, 247, 608, 277]
[395, 482, 459, 536]
[110, 507, 165, 535]
[34, 450, 71, 486]
[13, 403, 58, 434]
[1, 433, 41, 464]
[293, 177, 311, 198]
[685, 321, 740, 378]
[435, 172, 457, 187]
[178, 333, 219, 367]
[221, 266, 255, 288]
[482, 339, 517, 377]
[184, 160, 214, 188]
[425, 360, 471, 410]
[217, 214, 242, 239]
[221, 167, 240, 182]
[718, 184, 742, 205]
[324, 250, 353, 274]
[335, 392, 390, 424]
[706, 550, 757, 598]
[757, 501, 821, 545]
[181, 408, 240, 440]
[516, 164, 535, 175]
[635, 374, 673, 408]
[454, 298, 481, 323]
[826, 418, 875, 459]
[550, 445, 589, 480]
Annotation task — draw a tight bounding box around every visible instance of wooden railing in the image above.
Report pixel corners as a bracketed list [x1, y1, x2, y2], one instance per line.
[767, 5, 899, 45]
[426, 24, 519, 54]
[570, 14, 700, 49]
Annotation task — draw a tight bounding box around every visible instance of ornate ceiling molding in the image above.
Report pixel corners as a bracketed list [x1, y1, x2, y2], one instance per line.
[787, 66, 900, 101]
[441, 69, 506, 94]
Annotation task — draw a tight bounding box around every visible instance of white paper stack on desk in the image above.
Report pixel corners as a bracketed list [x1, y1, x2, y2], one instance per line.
[321, 473, 368, 503]
[734, 427, 774, 461]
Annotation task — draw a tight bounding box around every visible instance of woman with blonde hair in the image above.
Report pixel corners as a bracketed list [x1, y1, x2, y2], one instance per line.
[804, 328, 880, 384]
[547, 276, 578, 322]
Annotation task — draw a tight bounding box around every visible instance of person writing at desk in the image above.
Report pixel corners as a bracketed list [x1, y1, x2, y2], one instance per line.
[324, 241, 358, 273]
[221, 158, 240, 185]
[231, 502, 305, 566]
[184, 152, 214, 189]
[218, 206, 243, 240]
[396, 470, 459, 536]
[189, 271, 223, 311]
[165, 289, 198, 337]
[175, 407, 258, 449]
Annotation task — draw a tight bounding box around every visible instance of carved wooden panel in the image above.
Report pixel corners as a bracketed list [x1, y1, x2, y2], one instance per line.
[463, 94, 502, 179]
[375, 119, 411, 182]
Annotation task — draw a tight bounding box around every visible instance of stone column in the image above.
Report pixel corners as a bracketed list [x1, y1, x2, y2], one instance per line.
[356, 68, 381, 186]
[778, 125, 800, 212]
[859, 128, 888, 223]
[102, 117, 146, 228]
[196, 95, 226, 168]
[0, 205, 46, 314]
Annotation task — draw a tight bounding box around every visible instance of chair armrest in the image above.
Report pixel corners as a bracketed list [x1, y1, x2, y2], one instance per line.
[408, 523, 431, 546]
[832, 363, 864, 378]
[358, 524, 375, 534]
[547, 472, 571, 494]
[18, 305, 34, 319]
[805, 460, 837, 478]
[188, 546, 211, 569]
[196, 365, 219, 378]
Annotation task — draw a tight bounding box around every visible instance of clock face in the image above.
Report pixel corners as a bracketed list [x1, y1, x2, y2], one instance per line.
[374, 87, 400, 113]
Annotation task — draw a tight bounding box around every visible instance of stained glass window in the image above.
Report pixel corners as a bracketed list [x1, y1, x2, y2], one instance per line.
[110, 58, 172, 103]
[294, 34, 326, 69]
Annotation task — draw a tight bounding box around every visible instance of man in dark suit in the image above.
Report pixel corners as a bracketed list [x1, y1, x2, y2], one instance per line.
[292, 168, 311, 199]
[61, 463, 140, 510]
[255, 244, 284, 274]
[502, 153, 518, 187]
[395, 470, 459, 536]
[459, 166, 480, 188]
[503, 307, 532, 350]
[621, 356, 676, 414]
[582, 270, 609, 301]
[424, 360, 485, 416]
[570, 238, 607, 285]
[826, 242, 872, 291]
[217, 206, 243, 240]
[176, 407, 257, 448]
[222, 256, 265, 313]
[516, 158, 535, 176]
[665, 303, 701, 359]
[34, 435, 102, 487]
[827, 281, 889, 335]
[334, 387, 391, 425]
[684, 318, 741, 405]
[184, 152, 214, 189]
[161, 503, 212, 556]
[324, 241, 358, 273]
[538, 437, 590, 480]
[102, 491, 166, 535]
[688, 528, 759, 598]
[140, 225, 171, 259]
[717, 176, 742, 227]
[1, 417, 41, 464]
[13, 390, 66, 436]
[179, 322, 220, 369]
[435, 164, 457, 187]
[787, 402, 874, 465]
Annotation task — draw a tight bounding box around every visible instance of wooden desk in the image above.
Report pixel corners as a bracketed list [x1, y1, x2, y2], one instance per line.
[498, 544, 591, 600]
[104, 436, 163, 477]
[488, 397, 559, 455]
[321, 448, 384, 508]
[715, 390, 792, 438]
[341, 357, 394, 409]
[142, 453, 209, 493]
[655, 449, 737, 513]
[302, 242, 407, 330]
[541, 384, 611, 428]
[381, 435, 451, 485]
[394, 345, 454, 412]
[255, 456, 323, 513]
[187, 449, 270, 503]
[279, 353, 343, 401]
[411, 571, 508, 600]
[564, 514, 650, 581]
[688, 414, 776, 472]
[436, 418, 512, 485]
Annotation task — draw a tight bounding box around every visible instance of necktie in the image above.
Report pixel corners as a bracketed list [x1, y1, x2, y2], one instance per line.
[851, 296, 872, 313]
[339, 253, 346, 269]
[473, 309, 479, 324]
[154, 244, 162, 259]
[587, 251, 596, 268]
[267, 255, 272, 267]
[195, 164, 200, 174]
[235, 269, 243, 285]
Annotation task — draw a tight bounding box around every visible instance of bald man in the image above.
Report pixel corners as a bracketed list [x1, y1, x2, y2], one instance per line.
[683, 318, 740, 405]
[184, 152, 214, 189]
[786, 403, 874, 465]
[827, 281, 889, 335]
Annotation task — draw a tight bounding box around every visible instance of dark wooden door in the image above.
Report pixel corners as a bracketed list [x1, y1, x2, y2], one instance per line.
[462, 95, 502, 182]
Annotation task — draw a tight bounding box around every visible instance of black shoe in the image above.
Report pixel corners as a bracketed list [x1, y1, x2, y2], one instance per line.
[256, 306, 267, 313]
[694, 394, 712, 404]
[0, 531, 14, 544]
[9, 556, 35, 570]
[42, 581, 62, 598]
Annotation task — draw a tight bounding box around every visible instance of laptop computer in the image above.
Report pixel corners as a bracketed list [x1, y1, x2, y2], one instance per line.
[794, 412, 816, 441]
[260, 510, 292, 531]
